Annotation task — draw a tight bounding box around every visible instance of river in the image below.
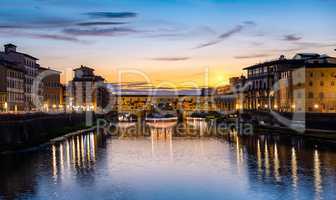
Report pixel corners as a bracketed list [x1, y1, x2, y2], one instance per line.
[0, 123, 336, 200]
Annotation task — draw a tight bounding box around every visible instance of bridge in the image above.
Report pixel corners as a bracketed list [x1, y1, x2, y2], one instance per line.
[146, 117, 177, 139]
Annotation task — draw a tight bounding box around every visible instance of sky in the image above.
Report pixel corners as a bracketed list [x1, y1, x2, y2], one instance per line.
[0, 0, 335, 89]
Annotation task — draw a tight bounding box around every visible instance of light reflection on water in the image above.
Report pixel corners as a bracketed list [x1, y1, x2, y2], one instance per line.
[0, 125, 336, 200]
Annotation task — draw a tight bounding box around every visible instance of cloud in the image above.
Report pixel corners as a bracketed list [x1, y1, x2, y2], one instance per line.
[268, 41, 336, 54]
[234, 54, 270, 59]
[76, 21, 128, 26]
[0, 29, 82, 43]
[295, 41, 336, 48]
[194, 40, 221, 49]
[283, 34, 302, 41]
[243, 20, 256, 26]
[270, 47, 303, 53]
[150, 57, 190, 61]
[63, 27, 138, 36]
[0, 25, 25, 29]
[194, 24, 248, 49]
[0, 11, 78, 28]
[31, 33, 80, 42]
[118, 82, 152, 88]
[84, 12, 137, 19]
[146, 27, 215, 40]
[219, 25, 243, 39]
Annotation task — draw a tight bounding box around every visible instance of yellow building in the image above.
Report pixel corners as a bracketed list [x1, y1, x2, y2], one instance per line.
[214, 76, 246, 113]
[243, 53, 336, 113]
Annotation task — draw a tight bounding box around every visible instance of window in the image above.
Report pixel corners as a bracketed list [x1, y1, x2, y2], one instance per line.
[308, 92, 314, 98]
[263, 67, 267, 73]
[297, 92, 302, 98]
[310, 72, 313, 77]
[321, 72, 324, 77]
[332, 81, 335, 86]
[320, 81, 324, 86]
[309, 81, 313, 86]
[319, 92, 324, 99]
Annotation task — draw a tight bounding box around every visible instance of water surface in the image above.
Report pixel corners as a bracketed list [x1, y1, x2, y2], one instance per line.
[1, 130, 336, 200]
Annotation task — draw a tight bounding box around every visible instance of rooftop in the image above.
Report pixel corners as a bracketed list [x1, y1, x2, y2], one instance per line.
[15, 52, 38, 60]
[243, 53, 336, 70]
[2, 43, 38, 60]
[4, 43, 16, 48]
[73, 65, 94, 71]
[38, 66, 61, 74]
[0, 59, 24, 72]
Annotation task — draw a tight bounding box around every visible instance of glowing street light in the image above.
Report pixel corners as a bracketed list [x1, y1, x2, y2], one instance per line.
[4, 102, 8, 112]
[44, 103, 49, 112]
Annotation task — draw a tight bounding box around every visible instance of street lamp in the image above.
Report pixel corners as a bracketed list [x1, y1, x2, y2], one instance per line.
[4, 102, 8, 112]
[44, 103, 48, 112]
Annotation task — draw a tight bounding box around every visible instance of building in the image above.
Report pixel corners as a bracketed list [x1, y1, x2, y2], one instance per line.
[278, 54, 336, 112]
[116, 95, 216, 113]
[38, 66, 62, 112]
[68, 65, 107, 111]
[0, 59, 25, 112]
[243, 53, 336, 113]
[0, 44, 39, 111]
[214, 76, 246, 112]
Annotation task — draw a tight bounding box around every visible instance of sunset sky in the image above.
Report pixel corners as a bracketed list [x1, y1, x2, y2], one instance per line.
[0, 0, 335, 88]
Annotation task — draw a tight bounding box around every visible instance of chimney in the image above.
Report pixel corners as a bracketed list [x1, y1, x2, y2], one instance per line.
[4, 43, 17, 53]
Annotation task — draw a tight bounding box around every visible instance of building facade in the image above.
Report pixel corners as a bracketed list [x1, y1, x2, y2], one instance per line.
[0, 59, 25, 112]
[38, 67, 62, 112]
[277, 54, 336, 112]
[0, 44, 39, 111]
[116, 95, 216, 112]
[243, 53, 336, 113]
[214, 76, 246, 113]
[68, 65, 107, 111]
